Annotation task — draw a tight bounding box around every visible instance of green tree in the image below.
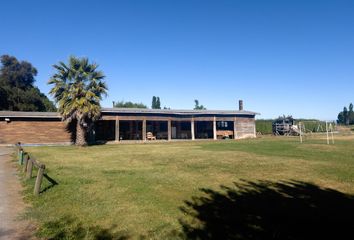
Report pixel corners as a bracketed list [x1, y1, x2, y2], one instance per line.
[194, 99, 206, 110]
[0, 55, 56, 111]
[349, 103, 354, 124]
[337, 112, 344, 124]
[0, 86, 8, 110]
[156, 97, 161, 109]
[343, 107, 349, 125]
[337, 104, 354, 125]
[48, 56, 107, 146]
[114, 100, 147, 108]
[152, 96, 157, 109]
[151, 96, 161, 109]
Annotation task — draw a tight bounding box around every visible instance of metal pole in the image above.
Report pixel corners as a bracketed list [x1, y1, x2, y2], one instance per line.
[18, 150, 24, 165]
[326, 121, 329, 145]
[330, 123, 334, 144]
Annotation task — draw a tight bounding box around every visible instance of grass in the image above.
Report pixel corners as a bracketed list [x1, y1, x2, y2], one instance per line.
[21, 135, 354, 239]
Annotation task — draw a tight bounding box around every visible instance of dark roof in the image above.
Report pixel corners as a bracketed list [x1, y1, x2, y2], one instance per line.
[0, 111, 60, 118]
[101, 108, 258, 115]
[0, 108, 258, 118]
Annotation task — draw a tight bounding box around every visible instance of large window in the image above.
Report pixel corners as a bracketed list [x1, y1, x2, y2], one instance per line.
[217, 121, 233, 130]
[217, 121, 228, 128]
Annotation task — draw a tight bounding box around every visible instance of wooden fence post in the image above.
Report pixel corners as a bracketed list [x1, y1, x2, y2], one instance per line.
[26, 159, 33, 179]
[23, 154, 28, 173]
[18, 146, 50, 196]
[34, 165, 45, 195]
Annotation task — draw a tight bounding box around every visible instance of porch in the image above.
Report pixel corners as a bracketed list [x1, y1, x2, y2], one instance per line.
[94, 116, 242, 142]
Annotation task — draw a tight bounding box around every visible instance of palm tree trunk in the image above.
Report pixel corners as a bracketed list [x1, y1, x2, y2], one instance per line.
[76, 121, 87, 146]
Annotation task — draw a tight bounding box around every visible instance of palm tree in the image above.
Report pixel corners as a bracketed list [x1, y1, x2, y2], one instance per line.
[48, 56, 107, 146]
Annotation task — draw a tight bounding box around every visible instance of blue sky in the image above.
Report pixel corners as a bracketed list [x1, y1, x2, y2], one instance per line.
[1, 0, 353, 120]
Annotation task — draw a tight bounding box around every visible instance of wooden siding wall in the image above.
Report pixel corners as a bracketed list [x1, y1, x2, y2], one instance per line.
[235, 117, 256, 138]
[0, 121, 72, 144]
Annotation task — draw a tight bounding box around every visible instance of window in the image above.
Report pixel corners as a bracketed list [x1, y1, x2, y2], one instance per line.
[217, 121, 228, 128]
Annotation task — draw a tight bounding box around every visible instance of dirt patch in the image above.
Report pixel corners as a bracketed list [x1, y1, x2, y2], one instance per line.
[0, 147, 36, 240]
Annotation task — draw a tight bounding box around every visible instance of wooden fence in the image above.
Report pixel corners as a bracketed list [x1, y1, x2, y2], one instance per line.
[16, 143, 56, 196]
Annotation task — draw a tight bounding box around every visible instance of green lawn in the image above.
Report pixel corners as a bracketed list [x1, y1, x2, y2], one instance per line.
[21, 136, 354, 239]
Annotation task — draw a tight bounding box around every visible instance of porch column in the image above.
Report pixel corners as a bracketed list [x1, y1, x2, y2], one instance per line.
[115, 116, 120, 141]
[177, 121, 181, 138]
[167, 119, 172, 141]
[129, 121, 133, 139]
[142, 119, 146, 141]
[253, 118, 256, 138]
[233, 117, 237, 139]
[213, 116, 217, 140]
[191, 118, 195, 140]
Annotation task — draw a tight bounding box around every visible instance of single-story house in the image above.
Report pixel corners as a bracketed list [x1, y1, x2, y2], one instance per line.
[0, 101, 258, 144]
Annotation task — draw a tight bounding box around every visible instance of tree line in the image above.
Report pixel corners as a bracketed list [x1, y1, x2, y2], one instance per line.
[0, 55, 56, 111]
[337, 103, 354, 125]
[113, 100, 147, 109]
[113, 97, 207, 110]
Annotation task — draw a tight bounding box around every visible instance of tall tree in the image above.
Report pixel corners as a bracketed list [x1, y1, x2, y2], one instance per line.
[194, 99, 206, 110]
[48, 56, 107, 146]
[337, 104, 354, 125]
[343, 107, 349, 125]
[349, 103, 354, 124]
[156, 97, 161, 109]
[337, 112, 344, 124]
[151, 96, 157, 109]
[151, 96, 161, 109]
[0, 87, 8, 110]
[0, 55, 56, 111]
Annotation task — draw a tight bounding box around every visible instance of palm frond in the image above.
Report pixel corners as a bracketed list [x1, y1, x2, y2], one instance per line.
[48, 56, 107, 124]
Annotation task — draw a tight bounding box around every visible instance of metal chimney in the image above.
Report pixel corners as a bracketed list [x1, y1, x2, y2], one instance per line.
[239, 100, 243, 111]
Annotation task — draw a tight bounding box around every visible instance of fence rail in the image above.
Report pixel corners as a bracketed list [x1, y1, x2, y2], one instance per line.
[15, 142, 50, 196]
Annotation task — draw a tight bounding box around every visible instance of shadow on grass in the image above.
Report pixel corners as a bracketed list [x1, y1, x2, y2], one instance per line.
[38, 215, 129, 240]
[40, 173, 59, 193]
[179, 180, 354, 240]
